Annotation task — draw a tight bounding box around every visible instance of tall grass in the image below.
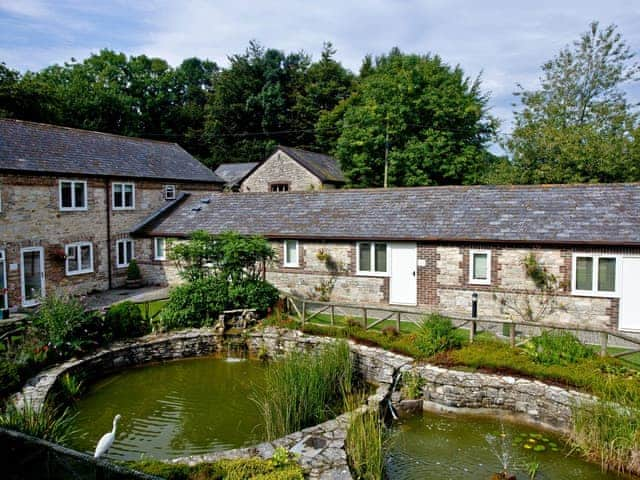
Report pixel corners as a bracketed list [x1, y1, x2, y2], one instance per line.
[0, 401, 78, 445]
[571, 401, 640, 474]
[345, 396, 386, 480]
[253, 340, 354, 440]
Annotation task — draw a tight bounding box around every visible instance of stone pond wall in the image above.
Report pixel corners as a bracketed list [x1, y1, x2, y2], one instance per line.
[12, 327, 599, 479]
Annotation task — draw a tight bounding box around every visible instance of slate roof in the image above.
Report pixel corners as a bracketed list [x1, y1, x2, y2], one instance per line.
[0, 119, 224, 183]
[133, 183, 640, 246]
[214, 162, 260, 186]
[277, 146, 346, 184]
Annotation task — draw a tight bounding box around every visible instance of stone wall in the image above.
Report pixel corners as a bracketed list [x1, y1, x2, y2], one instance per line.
[403, 364, 595, 432]
[240, 151, 324, 192]
[0, 173, 217, 307]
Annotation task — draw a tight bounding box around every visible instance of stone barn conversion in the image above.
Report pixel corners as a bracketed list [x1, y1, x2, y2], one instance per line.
[0, 119, 224, 308]
[133, 184, 640, 332]
[218, 145, 346, 192]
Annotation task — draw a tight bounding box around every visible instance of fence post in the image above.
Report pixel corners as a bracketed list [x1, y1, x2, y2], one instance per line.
[396, 311, 401, 333]
[301, 301, 306, 325]
[509, 323, 516, 348]
[599, 331, 608, 357]
[330, 305, 335, 326]
[362, 308, 367, 329]
[469, 320, 476, 343]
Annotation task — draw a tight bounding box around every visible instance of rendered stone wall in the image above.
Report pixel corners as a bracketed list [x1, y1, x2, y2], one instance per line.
[240, 151, 324, 192]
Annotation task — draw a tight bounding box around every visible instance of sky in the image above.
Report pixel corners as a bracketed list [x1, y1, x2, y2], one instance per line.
[1, 0, 639, 138]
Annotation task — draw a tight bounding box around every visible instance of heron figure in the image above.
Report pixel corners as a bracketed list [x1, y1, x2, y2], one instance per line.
[94, 414, 121, 459]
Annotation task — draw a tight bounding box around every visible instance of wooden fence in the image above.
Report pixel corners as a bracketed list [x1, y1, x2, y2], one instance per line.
[284, 295, 640, 360]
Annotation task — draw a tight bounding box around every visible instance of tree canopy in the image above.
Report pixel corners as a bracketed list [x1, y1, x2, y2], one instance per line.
[504, 22, 640, 183]
[317, 49, 498, 187]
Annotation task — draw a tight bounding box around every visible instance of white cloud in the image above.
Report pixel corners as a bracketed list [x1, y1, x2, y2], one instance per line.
[2, 0, 639, 131]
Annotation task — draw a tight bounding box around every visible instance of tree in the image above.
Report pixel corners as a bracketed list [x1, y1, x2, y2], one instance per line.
[507, 22, 640, 183]
[317, 49, 497, 187]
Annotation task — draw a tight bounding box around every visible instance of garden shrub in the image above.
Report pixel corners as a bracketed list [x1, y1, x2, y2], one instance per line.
[126, 259, 142, 280]
[228, 279, 280, 315]
[0, 359, 20, 398]
[105, 301, 149, 340]
[161, 276, 229, 329]
[525, 330, 595, 366]
[31, 294, 102, 357]
[0, 402, 77, 445]
[413, 314, 461, 357]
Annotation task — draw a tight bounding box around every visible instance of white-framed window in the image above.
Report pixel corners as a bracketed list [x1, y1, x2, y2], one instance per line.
[572, 253, 620, 297]
[164, 185, 176, 200]
[112, 182, 135, 210]
[283, 240, 299, 267]
[65, 242, 93, 276]
[356, 242, 388, 276]
[59, 180, 87, 211]
[469, 249, 491, 285]
[116, 239, 134, 268]
[154, 237, 166, 261]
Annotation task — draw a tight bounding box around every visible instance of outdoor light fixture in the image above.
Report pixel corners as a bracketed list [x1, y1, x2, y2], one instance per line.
[471, 292, 478, 319]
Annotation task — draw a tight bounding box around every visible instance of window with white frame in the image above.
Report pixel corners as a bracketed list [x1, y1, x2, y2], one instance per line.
[469, 250, 491, 285]
[154, 237, 166, 260]
[113, 182, 135, 209]
[573, 254, 618, 296]
[283, 240, 299, 267]
[65, 242, 93, 275]
[357, 242, 388, 275]
[59, 180, 87, 211]
[116, 239, 134, 268]
[164, 185, 176, 200]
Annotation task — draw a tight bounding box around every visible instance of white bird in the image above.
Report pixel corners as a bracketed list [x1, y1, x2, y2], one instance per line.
[94, 414, 121, 459]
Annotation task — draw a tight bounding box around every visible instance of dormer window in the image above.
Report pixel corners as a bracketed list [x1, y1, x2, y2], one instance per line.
[270, 183, 289, 192]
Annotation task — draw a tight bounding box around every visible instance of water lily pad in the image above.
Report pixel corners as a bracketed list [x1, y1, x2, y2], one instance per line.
[534, 445, 547, 452]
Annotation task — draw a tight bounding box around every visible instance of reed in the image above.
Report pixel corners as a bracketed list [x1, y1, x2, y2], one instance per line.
[0, 401, 78, 445]
[253, 340, 354, 440]
[344, 397, 386, 480]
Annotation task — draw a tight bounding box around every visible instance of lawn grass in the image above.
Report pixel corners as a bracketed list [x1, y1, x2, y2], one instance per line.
[136, 299, 168, 320]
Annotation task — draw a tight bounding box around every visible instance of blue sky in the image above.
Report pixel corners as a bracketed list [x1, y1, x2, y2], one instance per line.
[1, 0, 639, 138]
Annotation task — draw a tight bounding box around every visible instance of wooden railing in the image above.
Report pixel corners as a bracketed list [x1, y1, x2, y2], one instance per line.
[284, 295, 640, 359]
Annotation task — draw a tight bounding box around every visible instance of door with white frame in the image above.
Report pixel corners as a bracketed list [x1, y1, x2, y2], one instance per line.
[620, 256, 640, 331]
[0, 250, 7, 310]
[389, 243, 417, 306]
[21, 247, 45, 307]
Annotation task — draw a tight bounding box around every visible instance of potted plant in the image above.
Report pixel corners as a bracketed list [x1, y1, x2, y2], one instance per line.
[125, 259, 143, 288]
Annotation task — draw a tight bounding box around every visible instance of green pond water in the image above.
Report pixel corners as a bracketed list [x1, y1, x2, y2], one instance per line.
[69, 356, 266, 462]
[386, 411, 631, 480]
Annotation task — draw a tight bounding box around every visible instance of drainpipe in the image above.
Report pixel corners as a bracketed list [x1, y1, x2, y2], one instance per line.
[105, 178, 113, 289]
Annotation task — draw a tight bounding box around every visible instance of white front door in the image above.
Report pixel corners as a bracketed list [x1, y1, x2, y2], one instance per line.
[21, 247, 45, 307]
[620, 257, 640, 331]
[389, 243, 417, 306]
[0, 250, 7, 310]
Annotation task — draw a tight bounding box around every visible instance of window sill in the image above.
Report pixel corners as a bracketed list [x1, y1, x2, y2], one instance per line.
[66, 269, 94, 276]
[356, 271, 389, 278]
[113, 207, 135, 211]
[59, 207, 88, 212]
[571, 290, 619, 299]
[469, 278, 491, 286]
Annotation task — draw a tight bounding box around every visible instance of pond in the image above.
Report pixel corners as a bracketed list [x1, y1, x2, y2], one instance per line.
[386, 411, 631, 480]
[69, 356, 266, 461]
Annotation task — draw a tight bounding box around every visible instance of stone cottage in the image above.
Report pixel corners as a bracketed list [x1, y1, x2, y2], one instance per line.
[0, 119, 224, 308]
[214, 146, 346, 192]
[133, 185, 640, 332]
